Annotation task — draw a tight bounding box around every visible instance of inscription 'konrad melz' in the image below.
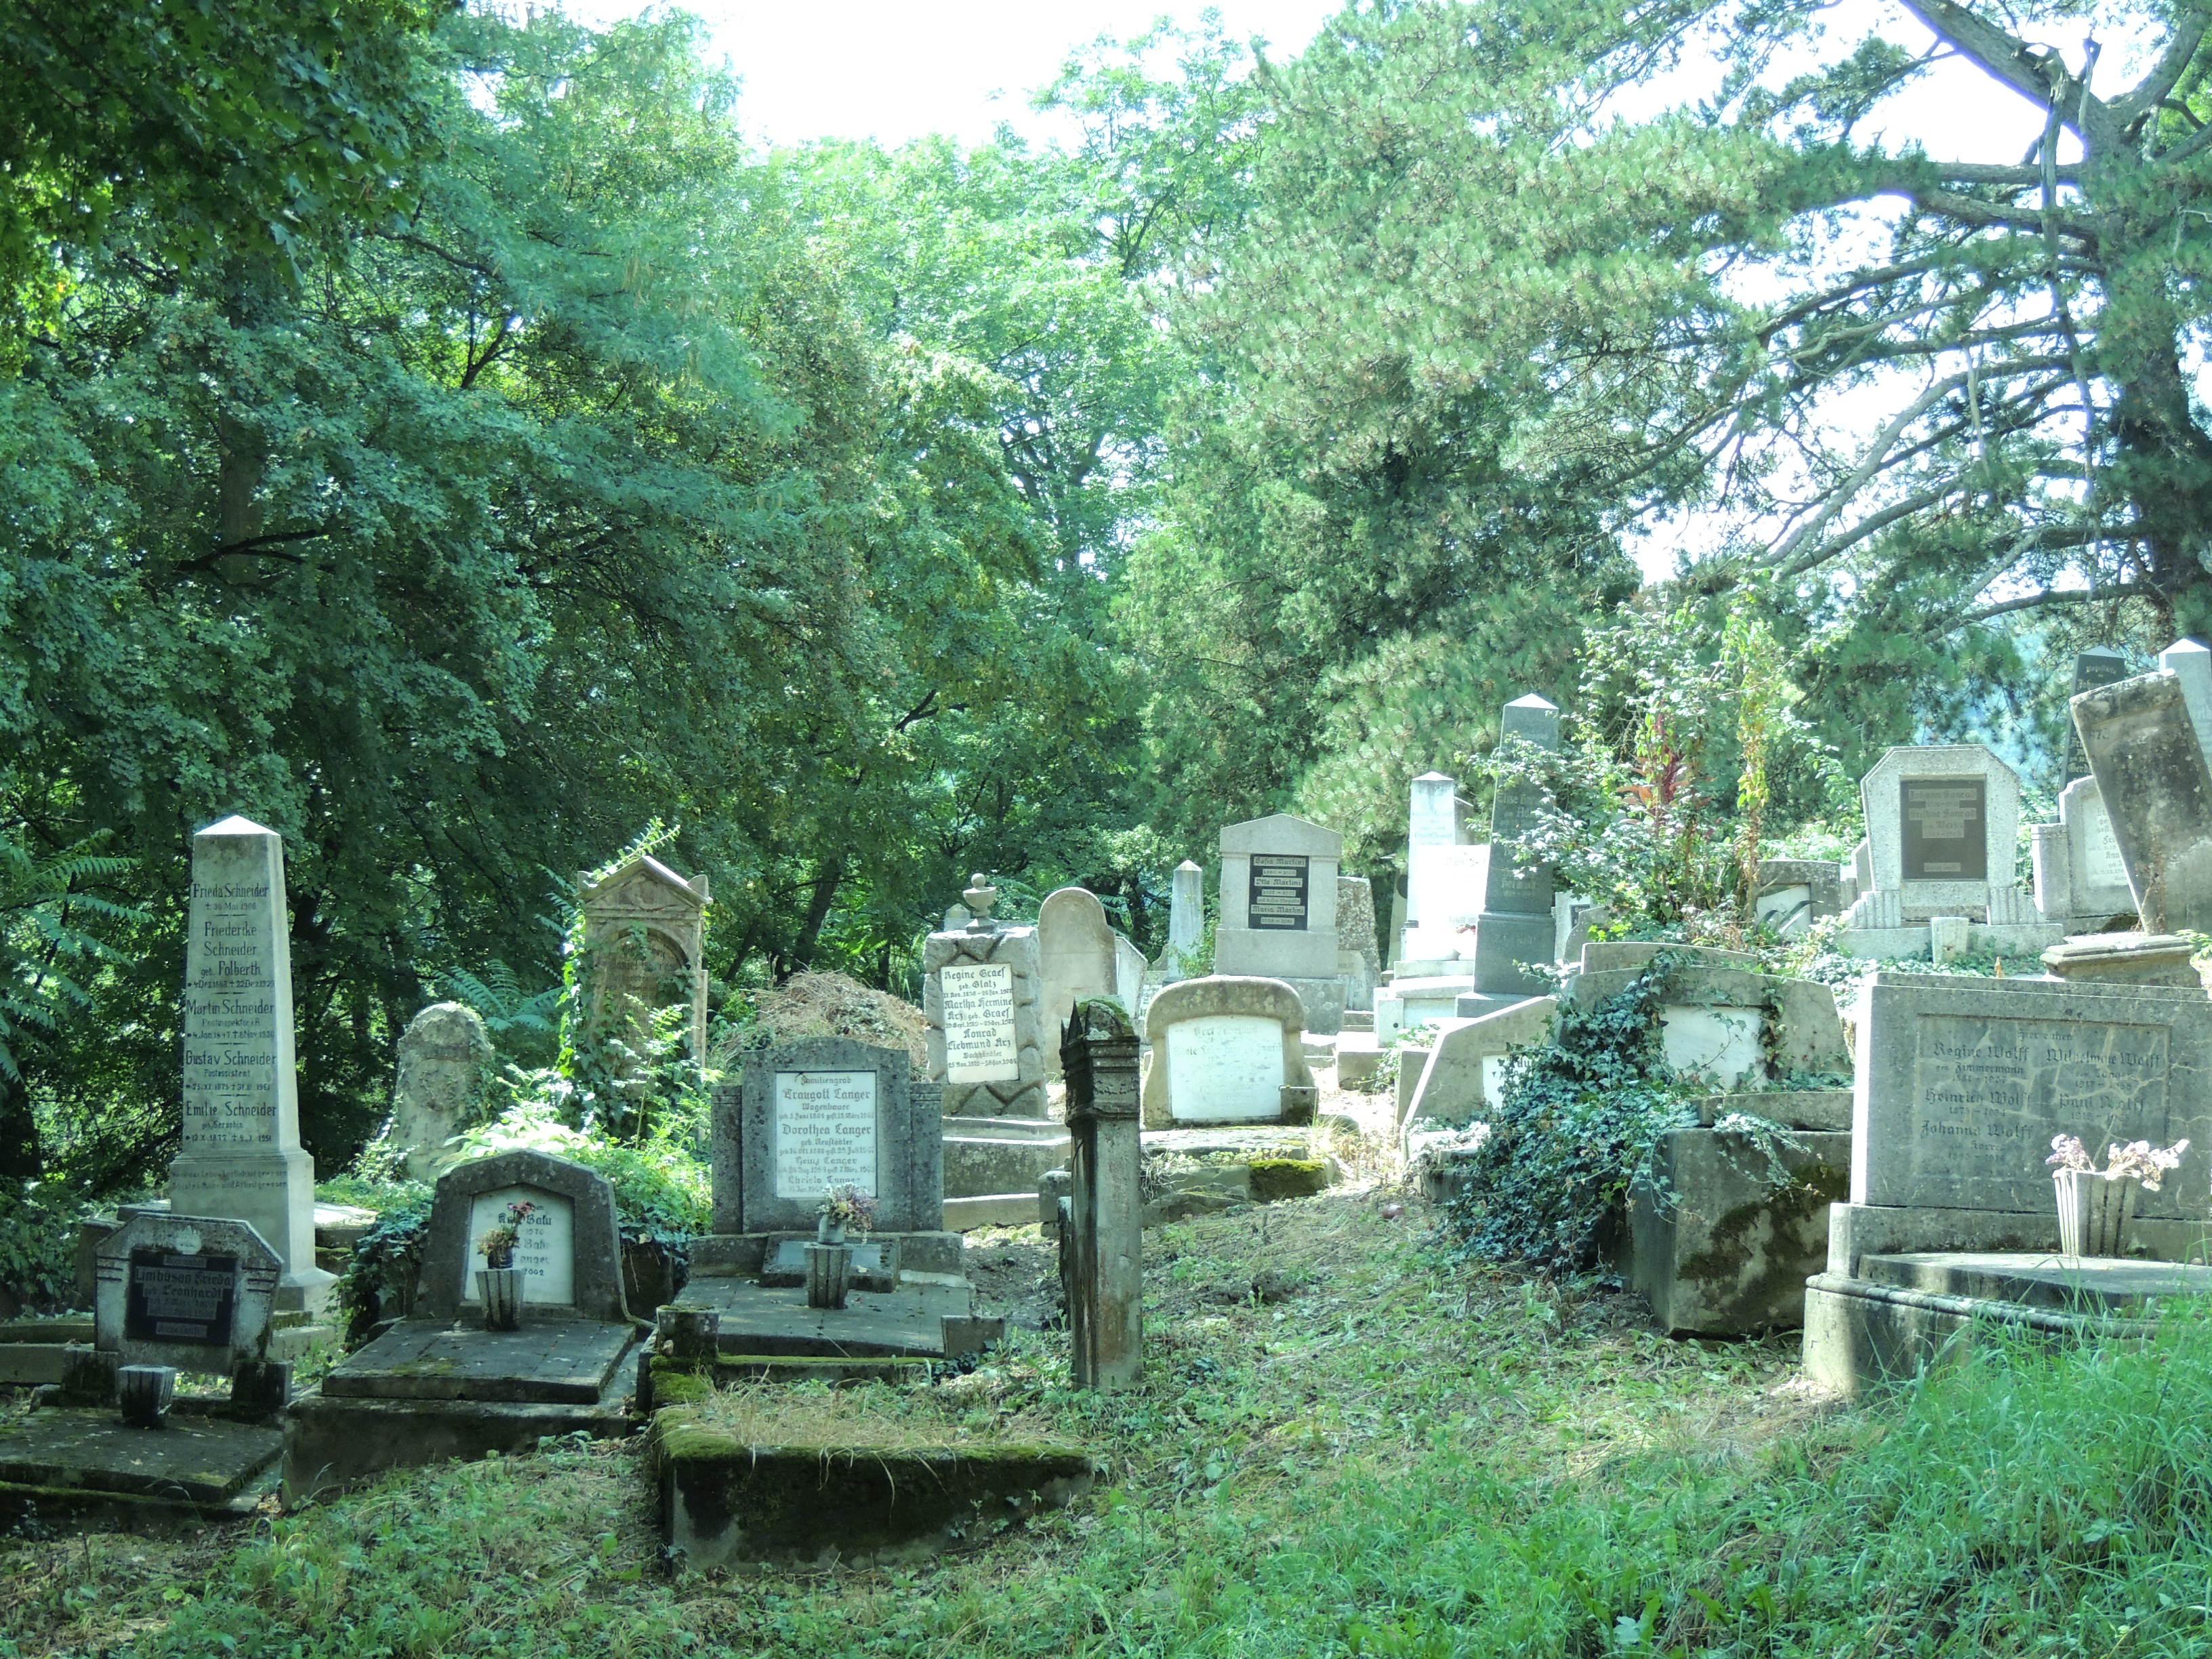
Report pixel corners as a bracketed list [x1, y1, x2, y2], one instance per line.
[1908, 1013, 2171, 1211]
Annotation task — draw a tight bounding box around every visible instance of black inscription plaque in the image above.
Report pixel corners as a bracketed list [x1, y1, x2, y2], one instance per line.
[125, 1248, 238, 1347]
[1900, 779, 1988, 882]
[1248, 854, 1311, 930]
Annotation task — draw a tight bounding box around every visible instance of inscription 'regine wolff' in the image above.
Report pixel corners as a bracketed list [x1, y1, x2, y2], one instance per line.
[1910, 1014, 2169, 1211]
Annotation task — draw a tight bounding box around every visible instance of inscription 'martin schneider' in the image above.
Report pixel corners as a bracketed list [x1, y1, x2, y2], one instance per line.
[182, 874, 283, 1151]
[1910, 1014, 2169, 1209]
[1248, 854, 1311, 931]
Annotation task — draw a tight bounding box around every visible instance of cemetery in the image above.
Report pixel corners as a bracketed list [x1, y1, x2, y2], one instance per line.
[15, 1, 2212, 1652]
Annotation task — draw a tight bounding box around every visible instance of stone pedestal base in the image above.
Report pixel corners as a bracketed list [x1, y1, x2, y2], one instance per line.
[166, 1149, 335, 1313]
[688, 1230, 965, 1282]
[2041, 931, 2202, 986]
[941, 1116, 1071, 1200]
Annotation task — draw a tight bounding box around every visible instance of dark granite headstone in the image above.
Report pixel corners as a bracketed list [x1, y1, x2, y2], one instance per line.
[2067, 647, 2130, 780]
[1900, 778, 1988, 881]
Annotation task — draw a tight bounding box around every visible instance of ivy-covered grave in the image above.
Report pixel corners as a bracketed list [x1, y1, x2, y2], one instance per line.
[1446, 942, 1853, 1338]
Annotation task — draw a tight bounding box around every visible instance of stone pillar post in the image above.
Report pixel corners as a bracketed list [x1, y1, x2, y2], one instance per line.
[1060, 1000, 1141, 1392]
[1473, 695, 1561, 996]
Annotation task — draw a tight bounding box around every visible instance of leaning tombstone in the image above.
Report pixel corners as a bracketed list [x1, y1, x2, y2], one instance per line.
[169, 815, 334, 1313]
[1804, 972, 2212, 1395]
[576, 849, 710, 1062]
[387, 1002, 495, 1182]
[1213, 813, 1348, 1033]
[922, 875, 1065, 1229]
[1060, 1001, 1142, 1391]
[2074, 669, 2212, 936]
[1140, 977, 1317, 1128]
[0, 1212, 291, 1519]
[284, 1149, 638, 1499]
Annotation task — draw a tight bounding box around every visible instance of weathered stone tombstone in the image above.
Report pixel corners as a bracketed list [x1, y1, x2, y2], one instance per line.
[388, 1002, 495, 1182]
[2031, 774, 2137, 930]
[1336, 875, 1383, 1014]
[1753, 858, 1853, 938]
[2066, 645, 2131, 779]
[1401, 996, 1561, 1138]
[1059, 1002, 1141, 1391]
[2158, 638, 2212, 764]
[1038, 886, 1119, 1078]
[1473, 695, 1563, 998]
[169, 815, 333, 1313]
[1214, 813, 1346, 1034]
[1805, 973, 2212, 1394]
[577, 851, 709, 1061]
[922, 876, 1064, 1228]
[1399, 773, 1488, 968]
[1140, 977, 1317, 1128]
[1835, 745, 2052, 957]
[2074, 669, 2212, 935]
[285, 1149, 638, 1498]
[1113, 934, 1149, 1016]
[92, 1212, 283, 1392]
[1153, 860, 1206, 986]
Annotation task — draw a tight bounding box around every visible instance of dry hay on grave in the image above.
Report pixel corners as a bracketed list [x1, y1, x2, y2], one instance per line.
[724, 970, 930, 1070]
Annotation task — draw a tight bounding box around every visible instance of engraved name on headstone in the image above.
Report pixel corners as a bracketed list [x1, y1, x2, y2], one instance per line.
[1248, 854, 1311, 931]
[941, 962, 1020, 1084]
[772, 1069, 880, 1199]
[463, 1184, 576, 1305]
[1164, 1013, 1286, 1122]
[1900, 778, 1988, 881]
[125, 1250, 239, 1347]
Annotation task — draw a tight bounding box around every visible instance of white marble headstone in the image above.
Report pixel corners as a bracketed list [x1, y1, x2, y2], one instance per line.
[940, 962, 1020, 1084]
[463, 1183, 576, 1305]
[1165, 1014, 1286, 1122]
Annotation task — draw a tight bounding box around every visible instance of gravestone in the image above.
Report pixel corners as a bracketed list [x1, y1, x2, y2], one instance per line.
[388, 1002, 495, 1182]
[2074, 670, 2212, 935]
[1473, 695, 1562, 996]
[2158, 638, 2212, 765]
[287, 1150, 638, 1498]
[1402, 995, 1560, 1134]
[922, 877, 1063, 1227]
[1038, 887, 1120, 1078]
[1752, 858, 1852, 938]
[1113, 934, 1149, 1017]
[2066, 646, 2131, 779]
[1059, 1002, 1141, 1391]
[2031, 775, 2137, 929]
[1836, 745, 2049, 956]
[1153, 860, 1206, 985]
[577, 851, 709, 1061]
[1805, 973, 2212, 1391]
[1399, 773, 1488, 966]
[169, 815, 333, 1313]
[1214, 813, 1346, 1034]
[1140, 977, 1316, 1128]
[1336, 875, 1382, 1013]
[95, 1212, 281, 1380]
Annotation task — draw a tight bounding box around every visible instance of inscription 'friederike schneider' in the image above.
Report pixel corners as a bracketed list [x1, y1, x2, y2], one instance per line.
[182, 875, 282, 1151]
[1910, 1013, 2169, 1211]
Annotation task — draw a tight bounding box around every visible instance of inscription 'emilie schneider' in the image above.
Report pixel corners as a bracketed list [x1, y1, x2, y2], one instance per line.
[184, 879, 281, 1143]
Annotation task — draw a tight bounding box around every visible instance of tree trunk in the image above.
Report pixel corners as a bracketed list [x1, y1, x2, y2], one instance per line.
[0, 1074, 40, 1180]
[790, 851, 847, 970]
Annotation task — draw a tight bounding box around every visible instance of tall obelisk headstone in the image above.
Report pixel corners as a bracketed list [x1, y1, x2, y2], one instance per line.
[170, 816, 334, 1311]
[1155, 860, 1204, 985]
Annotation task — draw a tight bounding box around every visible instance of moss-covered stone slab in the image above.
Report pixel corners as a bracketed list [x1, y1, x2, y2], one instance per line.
[0, 1408, 281, 1510]
[321, 1312, 636, 1404]
[653, 1406, 1099, 1569]
[283, 1388, 634, 1502]
[681, 1277, 970, 1360]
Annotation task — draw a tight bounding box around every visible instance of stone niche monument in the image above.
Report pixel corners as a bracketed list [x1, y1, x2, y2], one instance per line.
[285, 1149, 638, 1498]
[698, 1036, 958, 1278]
[169, 815, 333, 1313]
[388, 1002, 495, 1182]
[1213, 813, 1347, 1035]
[2032, 775, 2137, 932]
[577, 851, 709, 1059]
[1038, 886, 1119, 1078]
[922, 876, 1065, 1227]
[1472, 695, 1563, 999]
[1804, 973, 2212, 1394]
[1139, 977, 1317, 1128]
[1835, 745, 2054, 958]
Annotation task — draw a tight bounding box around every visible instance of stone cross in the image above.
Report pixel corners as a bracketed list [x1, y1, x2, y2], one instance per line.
[1059, 1000, 1141, 1391]
[2074, 669, 2212, 934]
[169, 815, 332, 1313]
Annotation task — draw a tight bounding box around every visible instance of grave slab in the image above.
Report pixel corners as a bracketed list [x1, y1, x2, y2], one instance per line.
[682, 1278, 973, 1360]
[321, 1313, 634, 1405]
[0, 1410, 282, 1514]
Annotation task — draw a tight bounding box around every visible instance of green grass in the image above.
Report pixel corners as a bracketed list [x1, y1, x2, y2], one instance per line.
[7, 1191, 2212, 1656]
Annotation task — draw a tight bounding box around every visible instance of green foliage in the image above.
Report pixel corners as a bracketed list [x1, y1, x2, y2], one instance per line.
[0, 1180, 82, 1314]
[331, 1188, 433, 1342]
[1445, 958, 1703, 1270]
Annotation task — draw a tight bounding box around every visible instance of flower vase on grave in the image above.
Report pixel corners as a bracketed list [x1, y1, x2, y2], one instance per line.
[2055, 1168, 2139, 1258]
[478, 1267, 527, 1330]
[804, 1242, 853, 1310]
[817, 1214, 847, 1246]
